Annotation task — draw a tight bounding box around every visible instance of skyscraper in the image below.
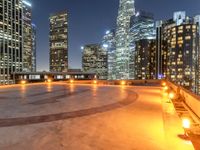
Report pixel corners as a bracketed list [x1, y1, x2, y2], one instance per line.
[129, 11, 155, 41]
[31, 23, 36, 72]
[157, 12, 200, 94]
[135, 39, 156, 80]
[102, 30, 116, 80]
[155, 20, 164, 79]
[82, 44, 108, 80]
[115, 0, 135, 79]
[49, 11, 68, 72]
[156, 19, 176, 79]
[23, 0, 32, 72]
[194, 15, 200, 94]
[166, 23, 199, 93]
[0, 0, 23, 84]
[129, 10, 156, 79]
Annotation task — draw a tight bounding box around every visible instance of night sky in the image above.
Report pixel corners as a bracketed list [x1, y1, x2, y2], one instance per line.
[30, 0, 200, 71]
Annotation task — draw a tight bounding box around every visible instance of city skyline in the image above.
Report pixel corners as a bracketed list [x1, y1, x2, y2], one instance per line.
[0, 1, 200, 149]
[31, 0, 200, 71]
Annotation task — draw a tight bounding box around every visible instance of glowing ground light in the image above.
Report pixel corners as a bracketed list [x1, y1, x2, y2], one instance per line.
[121, 81, 126, 85]
[169, 92, 175, 99]
[21, 80, 26, 85]
[93, 80, 97, 84]
[182, 118, 191, 129]
[47, 79, 52, 83]
[163, 86, 168, 91]
[162, 82, 166, 86]
[163, 92, 168, 97]
[70, 79, 74, 84]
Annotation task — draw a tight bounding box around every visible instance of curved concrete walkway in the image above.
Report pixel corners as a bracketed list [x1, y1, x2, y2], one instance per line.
[0, 83, 195, 150]
[0, 87, 137, 127]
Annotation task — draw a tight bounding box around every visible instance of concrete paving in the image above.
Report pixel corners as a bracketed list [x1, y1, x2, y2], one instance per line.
[0, 82, 195, 150]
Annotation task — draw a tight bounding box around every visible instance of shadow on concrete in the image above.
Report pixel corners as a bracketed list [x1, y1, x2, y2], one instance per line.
[0, 90, 138, 128]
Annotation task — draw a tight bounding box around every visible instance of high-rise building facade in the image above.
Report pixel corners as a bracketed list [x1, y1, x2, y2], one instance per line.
[0, 0, 23, 84]
[115, 0, 135, 79]
[82, 44, 107, 80]
[129, 11, 155, 41]
[129, 10, 156, 79]
[157, 12, 200, 94]
[135, 39, 156, 80]
[102, 30, 116, 80]
[194, 15, 200, 94]
[49, 11, 68, 72]
[165, 23, 199, 93]
[23, 0, 32, 72]
[31, 23, 36, 72]
[155, 20, 165, 79]
[156, 19, 176, 79]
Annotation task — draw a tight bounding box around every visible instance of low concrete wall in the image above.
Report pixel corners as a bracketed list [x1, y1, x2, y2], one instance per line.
[66, 80, 162, 86]
[166, 81, 200, 120]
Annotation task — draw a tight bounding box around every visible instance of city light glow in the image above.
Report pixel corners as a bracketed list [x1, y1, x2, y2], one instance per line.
[106, 30, 110, 34]
[135, 11, 140, 17]
[103, 44, 108, 48]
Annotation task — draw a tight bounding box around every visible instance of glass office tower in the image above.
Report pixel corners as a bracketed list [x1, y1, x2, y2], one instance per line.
[82, 44, 108, 80]
[115, 0, 135, 80]
[23, 0, 32, 72]
[129, 11, 155, 79]
[0, 0, 23, 84]
[31, 23, 36, 72]
[49, 11, 68, 72]
[157, 12, 200, 94]
[134, 39, 156, 80]
[102, 30, 116, 80]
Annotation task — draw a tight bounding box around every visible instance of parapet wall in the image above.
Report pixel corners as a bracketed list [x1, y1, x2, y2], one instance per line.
[68, 79, 162, 86]
[167, 81, 200, 121]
